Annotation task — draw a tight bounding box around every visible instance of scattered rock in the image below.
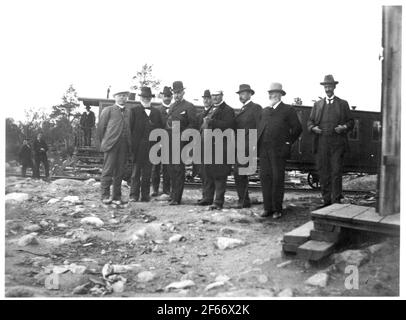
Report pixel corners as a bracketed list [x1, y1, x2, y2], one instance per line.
[57, 223, 68, 228]
[39, 220, 49, 228]
[278, 288, 294, 297]
[216, 289, 274, 297]
[205, 281, 226, 291]
[157, 194, 170, 201]
[6, 192, 30, 203]
[333, 249, 370, 272]
[42, 237, 73, 246]
[45, 273, 89, 290]
[5, 286, 37, 297]
[47, 198, 60, 205]
[215, 275, 230, 282]
[63, 196, 81, 204]
[165, 280, 195, 291]
[277, 260, 292, 268]
[111, 280, 126, 293]
[305, 272, 329, 288]
[257, 274, 268, 283]
[24, 224, 41, 232]
[169, 234, 185, 243]
[84, 178, 96, 185]
[52, 179, 84, 187]
[18, 233, 39, 246]
[72, 282, 91, 294]
[80, 217, 104, 227]
[137, 271, 156, 283]
[68, 264, 87, 275]
[367, 241, 392, 256]
[252, 258, 264, 265]
[216, 237, 246, 250]
[93, 182, 101, 188]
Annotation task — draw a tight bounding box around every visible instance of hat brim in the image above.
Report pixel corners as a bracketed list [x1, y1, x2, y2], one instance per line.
[139, 94, 155, 98]
[268, 89, 286, 96]
[236, 89, 255, 95]
[172, 88, 185, 93]
[113, 91, 130, 97]
[320, 81, 339, 85]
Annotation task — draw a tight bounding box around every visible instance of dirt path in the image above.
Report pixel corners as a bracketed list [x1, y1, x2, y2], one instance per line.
[4, 177, 399, 297]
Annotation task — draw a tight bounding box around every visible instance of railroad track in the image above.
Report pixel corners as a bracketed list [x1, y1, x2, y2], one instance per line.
[6, 173, 375, 195]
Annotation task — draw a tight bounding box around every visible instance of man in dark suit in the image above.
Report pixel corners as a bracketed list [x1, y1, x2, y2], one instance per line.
[97, 88, 133, 205]
[19, 138, 33, 177]
[166, 81, 198, 205]
[196, 89, 213, 204]
[307, 75, 354, 207]
[130, 87, 164, 202]
[33, 133, 49, 179]
[199, 90, 235, 210]
[258, 83, 302, 218]
[80, 105, 96, 146]
[151, 86, 172, 196]
[233, 84, 262, 208]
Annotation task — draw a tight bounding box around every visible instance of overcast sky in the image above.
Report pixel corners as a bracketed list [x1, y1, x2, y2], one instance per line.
[0, 0, 394, 121]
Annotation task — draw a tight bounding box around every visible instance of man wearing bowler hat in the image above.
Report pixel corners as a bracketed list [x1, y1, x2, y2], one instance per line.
[233, 84, 262, 209]
[199, 89, 235, 210]
[166, 81, 198, 205]
[130, 86, 164, 202]
[307, 75, 354, 207]
[151, 86, 172, 196]
[196, 89, 214, 204]
[257, 83, 302, 219]
[98, 88, 133, 205]
[80, 105, 96, 146]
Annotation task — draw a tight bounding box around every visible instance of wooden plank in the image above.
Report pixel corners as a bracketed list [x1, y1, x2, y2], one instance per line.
[283, 221, 314, 245]
[313, 221, 340, 232]
[311, 203, 351, 219]
[297, 240, 335, 261]
[325, 204, 371, 222]
[310, 230, 342, 243]
[352, 207, 385, 225]
[380, 213, 400, 227]
[282, 243, 299, 254]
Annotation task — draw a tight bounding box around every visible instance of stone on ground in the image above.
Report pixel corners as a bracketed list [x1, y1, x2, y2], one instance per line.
[165, 280, 195, 291]
[137, 271, 156, 282]
[305, 272, 329, 288]
[216, 237, 246, 250]
[80, 217, 104, 227]
[6, 193, 30, 203]
[18, 233, 39, 246]
[333, 249, 370, 272]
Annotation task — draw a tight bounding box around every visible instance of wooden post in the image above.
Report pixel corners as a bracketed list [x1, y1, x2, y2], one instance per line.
[378, 6, 402, 216]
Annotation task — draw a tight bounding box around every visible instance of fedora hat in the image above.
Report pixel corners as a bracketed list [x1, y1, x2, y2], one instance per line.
[236, 84, 255, 95]
[320, 74, 339, 85]
[161, 86, 173, 97]
[172, 81, 185, 93]
[139, 86, 155, 98]
[268, 82, 286, 96]
[202, 89, 211, 98]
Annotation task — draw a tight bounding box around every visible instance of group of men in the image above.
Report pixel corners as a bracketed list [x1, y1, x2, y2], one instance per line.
[97, 74, 354, 218]
[18, 133, 50, 179]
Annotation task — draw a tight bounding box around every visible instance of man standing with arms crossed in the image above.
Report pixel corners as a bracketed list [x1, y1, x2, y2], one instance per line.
[98, 88, 133, 205]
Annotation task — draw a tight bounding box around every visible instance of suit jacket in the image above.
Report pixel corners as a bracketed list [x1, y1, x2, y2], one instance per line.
[80, 111, 95, 128]
[307, 96, 354, 154]
[204, 102, 236, 177]
[197, 105, 214, 130]
[235, 101, 262, 158]
[97, 104, 133, 153]
[257, 102, 303, 158]
[131, 105, 164, 164]
[19, 144, 33, 165]
[33, 139, 48, 157]
[166, 99, 198, 132]
[153, 103, 170, 129]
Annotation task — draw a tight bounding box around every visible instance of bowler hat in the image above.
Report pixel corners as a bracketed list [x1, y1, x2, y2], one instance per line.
[320, 74, 339, 85]
[202, 89, 211, 98]
[161, 86, 173, 97]
[85, 105, 91, 110]
[268, 82, 286, 96]
[172, 81, 185, 93]
[236, 84, 255, 95]
[139, 86, 155, 98]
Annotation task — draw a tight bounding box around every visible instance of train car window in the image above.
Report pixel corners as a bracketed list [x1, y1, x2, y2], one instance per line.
[372, 120, 382, 141]
[348, 119, 359, 140]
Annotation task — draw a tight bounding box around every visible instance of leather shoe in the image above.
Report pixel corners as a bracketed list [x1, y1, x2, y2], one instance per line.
[197, 200, 213, 206]
[259, 210, 271, 217]
[272, 212, 283, 219]
[151, 192, 158, 197]
[141, 197, 150, 202]
[102, 198, 112, 205]
[209, 204, 223, 210]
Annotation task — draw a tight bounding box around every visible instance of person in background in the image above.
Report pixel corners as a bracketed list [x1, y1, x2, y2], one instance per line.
[80, 105, 96, 146]
[33, 133, 50, 179]
[307, 75, 354, 207]
[151, 86, 172, 197]
[19, 138, 33, 177]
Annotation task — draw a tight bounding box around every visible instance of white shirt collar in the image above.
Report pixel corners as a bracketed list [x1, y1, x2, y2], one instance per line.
[325, 95, 335, 101]
[243, 99, 251, 107]
[116, 103, 125, 109]
[162, 102, 171, 108]
[214, 101, 223, 107]
[271, 100, 282, 109]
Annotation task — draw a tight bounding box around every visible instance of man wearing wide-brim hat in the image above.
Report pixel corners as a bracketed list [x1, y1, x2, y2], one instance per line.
[257, 83, 302, 219]
[151, 86, 173, 197]
[233, 84, 262, 209]
[129, 86, 164, 202]
[165, 81, 198, 205]
[97, 87, 133, 205]
[80, 105, 96, 146]
[307, 75, 354, 207]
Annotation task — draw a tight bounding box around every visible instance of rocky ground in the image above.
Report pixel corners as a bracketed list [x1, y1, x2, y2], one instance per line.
[4, 175, 399, 298]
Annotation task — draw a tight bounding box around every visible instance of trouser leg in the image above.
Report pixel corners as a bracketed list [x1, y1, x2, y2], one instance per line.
[214, 176, 227, 207]
[234, 165, 250, 205]
[259, 149, 272, 212]
[169, 163, 185, 203]
[101, 146, 118, 198]
[203, 169, 215, 203]
[130, 162, 142, 200]
[141, 161, 152, 199]
[317, 138, 332, 205]
[151, 164, 161, 193]
[43, 156, 49, 177]
[162, 164, 170, 194]
[21, 165, 27, 177]
[271, 151, 286, 212]
[330, 144, 345, 203]
[112, 138, 129, 200]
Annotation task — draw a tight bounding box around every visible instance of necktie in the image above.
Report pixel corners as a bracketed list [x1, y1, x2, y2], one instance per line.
[328, 98, 333, 104]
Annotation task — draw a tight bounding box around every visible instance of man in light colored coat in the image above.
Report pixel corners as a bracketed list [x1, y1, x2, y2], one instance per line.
[97, 88, 133, 204]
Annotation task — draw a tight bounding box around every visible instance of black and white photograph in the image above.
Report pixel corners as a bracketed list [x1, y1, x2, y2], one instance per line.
[1, 0, 403, 303]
